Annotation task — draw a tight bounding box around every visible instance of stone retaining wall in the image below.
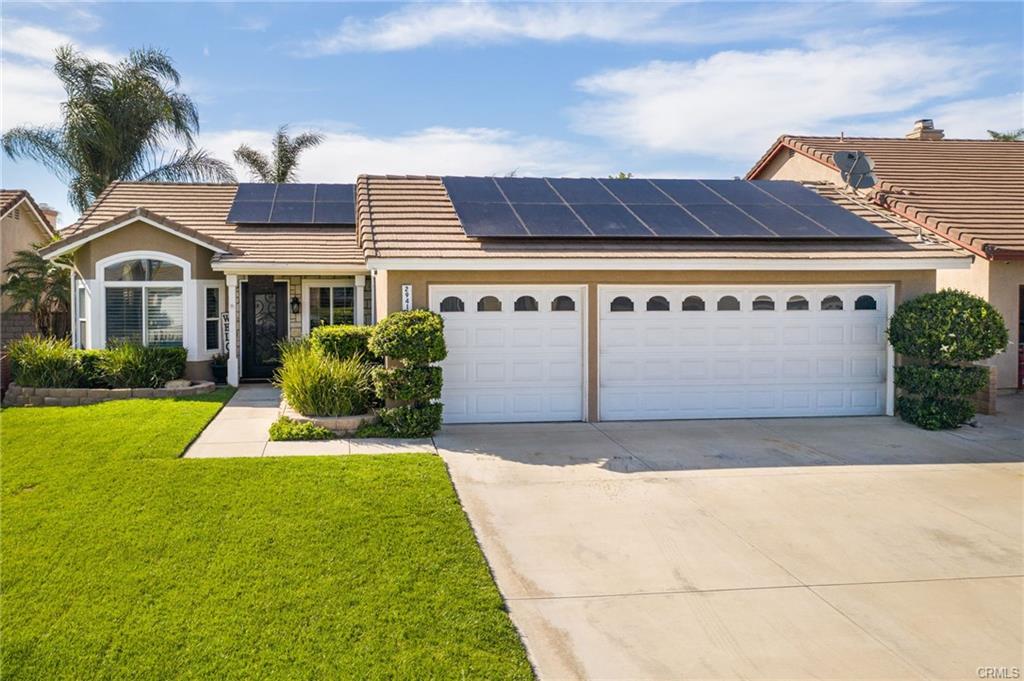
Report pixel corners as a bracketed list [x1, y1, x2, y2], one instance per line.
[3, 381, 216, 407]
[280, 400, 377, 436]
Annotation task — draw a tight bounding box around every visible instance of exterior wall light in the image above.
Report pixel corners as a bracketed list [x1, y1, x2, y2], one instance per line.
[290, 296, 301, 315]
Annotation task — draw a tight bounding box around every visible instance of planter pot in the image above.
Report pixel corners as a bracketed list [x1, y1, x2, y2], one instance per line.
[211, 364, 228, 384]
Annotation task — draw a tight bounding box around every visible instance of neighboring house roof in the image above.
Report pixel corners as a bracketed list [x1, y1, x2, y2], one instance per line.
[0, 189, 57, 238]
[747, 136, 1024, 259]
[46, 182, 365, 268]
[356, 175, 965, 264]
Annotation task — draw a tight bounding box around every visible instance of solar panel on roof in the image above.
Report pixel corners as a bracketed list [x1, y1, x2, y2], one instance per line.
[269, 201, 314, 223]
[313, 202, 355, 224]
[439, 176, 893, 240]
[227, 183, 355, 224]
[573, 204, 652, 237]
[455, 202, 528, 237]
[686, 204, 774, 237]
[443, 177, 504, 202]
[739, 204, 832, 237]
[227, 200, 273, 223]
[629, 204, 713, 237]
[495, 177, 561, 203]
[547, 178, 615, 203]
[650, 179, 726, 205]
[599, 178, 673, 204]
[513, 204, 590, 236]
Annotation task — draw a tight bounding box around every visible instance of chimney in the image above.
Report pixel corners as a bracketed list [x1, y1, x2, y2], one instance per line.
[38, 203, 59, 229]
[906, 119, 944, 141]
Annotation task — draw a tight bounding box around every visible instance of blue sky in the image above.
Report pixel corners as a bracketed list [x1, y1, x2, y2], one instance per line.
[2, 1, 1022, 226]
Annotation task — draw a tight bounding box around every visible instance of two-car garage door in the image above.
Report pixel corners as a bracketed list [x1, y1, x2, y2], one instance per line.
[432, 284, 890, 423]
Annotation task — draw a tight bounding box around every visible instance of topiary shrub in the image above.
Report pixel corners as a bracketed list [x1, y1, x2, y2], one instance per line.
[99, 344, 187, 389]
[367, 310, 447, 364]
[371, 365, 442, 402]
[274, 340, 372, 417]
[376, 403, 444, 439]
[7, 336, 82, 388]
[887, 290, 1008, 430]
[311, 324, 380, 363]
[364, 310, 447, 438]
[269, 416, 334, 441]
[888, 289, 1007, 362]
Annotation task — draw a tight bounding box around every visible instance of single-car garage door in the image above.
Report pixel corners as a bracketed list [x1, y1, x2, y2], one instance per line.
[599, 285, 891, 420]
[431, 286, 585, 423]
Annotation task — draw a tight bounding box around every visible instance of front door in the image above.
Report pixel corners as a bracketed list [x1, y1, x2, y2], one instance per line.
[242, 280, 288, 379]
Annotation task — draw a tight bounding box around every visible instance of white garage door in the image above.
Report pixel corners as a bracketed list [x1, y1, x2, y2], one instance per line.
[599, 285, 891, 420]
[431, 286, 585, 424]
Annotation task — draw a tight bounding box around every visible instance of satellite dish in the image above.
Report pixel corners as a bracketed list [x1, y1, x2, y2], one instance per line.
[832, 150, 877, 189]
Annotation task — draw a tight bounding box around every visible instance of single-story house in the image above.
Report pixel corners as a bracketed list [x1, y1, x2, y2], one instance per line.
[40, 174, 972, 423]
[2, 189, 58, 390]
[747, 120, 1024, 391]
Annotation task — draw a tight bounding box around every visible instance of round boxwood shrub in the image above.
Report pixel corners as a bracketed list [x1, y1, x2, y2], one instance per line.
[311, 324, 379, 362]
[368, 310, 447, 364]
[887, 289, 1007, 430]
[372, 365, 442, 402]
[887, 289, 1007, 362]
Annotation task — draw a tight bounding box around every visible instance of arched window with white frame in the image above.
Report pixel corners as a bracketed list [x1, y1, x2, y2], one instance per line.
[98, 253, 189, 348]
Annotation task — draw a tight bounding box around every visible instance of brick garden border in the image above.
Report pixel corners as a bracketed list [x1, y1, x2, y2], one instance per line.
[3, 381, 216, 407]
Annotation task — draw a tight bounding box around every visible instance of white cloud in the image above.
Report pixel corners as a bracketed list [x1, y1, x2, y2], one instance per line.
[297, 2, 945, 55]
[2, 23, 119, 64]
[571, 42, 994, 159]
[929, 92, 1024, 138]
[201, 126, 609, 180]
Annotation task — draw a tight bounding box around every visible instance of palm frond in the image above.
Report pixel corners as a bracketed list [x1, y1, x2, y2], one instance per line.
[136, 148, 237, 184]
[1, 126, 73, 179]
[233, 145, 274, 182]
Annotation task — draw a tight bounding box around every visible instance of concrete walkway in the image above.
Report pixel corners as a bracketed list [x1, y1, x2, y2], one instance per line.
[184, 384, 434, 458]
[437, 396, 1024, 680]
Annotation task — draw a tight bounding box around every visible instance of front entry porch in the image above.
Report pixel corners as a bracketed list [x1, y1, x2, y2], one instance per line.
[223, 271, 373, 385]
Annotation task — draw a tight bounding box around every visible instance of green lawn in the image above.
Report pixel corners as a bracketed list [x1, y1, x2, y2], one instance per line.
[1, 391, 533, 680]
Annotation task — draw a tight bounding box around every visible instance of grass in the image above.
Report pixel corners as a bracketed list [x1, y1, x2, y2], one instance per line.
[0, 390, 533, 680]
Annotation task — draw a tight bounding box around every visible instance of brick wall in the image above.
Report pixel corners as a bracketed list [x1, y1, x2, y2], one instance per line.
[1, 311, 38, 393]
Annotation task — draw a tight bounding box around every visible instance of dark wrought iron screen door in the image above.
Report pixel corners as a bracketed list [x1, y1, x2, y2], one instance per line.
[242, 281, 288, 379]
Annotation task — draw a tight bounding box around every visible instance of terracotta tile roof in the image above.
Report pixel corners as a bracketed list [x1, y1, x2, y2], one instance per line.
[356, 175, 966, 262]
[748, 136, 1024, 259]
[52, 182, 365, 267]
[1, 189, 57, 236]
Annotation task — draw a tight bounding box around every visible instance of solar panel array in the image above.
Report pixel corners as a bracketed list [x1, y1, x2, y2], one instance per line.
[226, 183, 355, 224]
[440, 177, 892, 239]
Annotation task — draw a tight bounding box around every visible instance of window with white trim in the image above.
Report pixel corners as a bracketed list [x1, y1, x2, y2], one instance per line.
[103, 257, 184, 347]
[205, 287, 220, 350]
[76, 282, 88, 349]
[309, 285, 354, 331]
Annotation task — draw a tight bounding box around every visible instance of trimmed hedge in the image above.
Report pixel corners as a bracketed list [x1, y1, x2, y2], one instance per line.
[372, 365, 442, 402]
[368, 310, 447, 364]
[8, 336, 186, 389]
[895, 396, 975, 431]
[269, 416, 334, 441]
[887, 289, 1008, 362]
[376, 403, 444, 439]
[893, 365, 988, 399]
[887, 289, 1006, 430]
[311, 325, 379, 362]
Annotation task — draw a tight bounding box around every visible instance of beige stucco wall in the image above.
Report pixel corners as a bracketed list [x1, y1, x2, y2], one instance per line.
[73, 220, 219, 280]
[381, 268, 937, 421]
[2, 206, 54, 309]
[755, 150, 843, 184]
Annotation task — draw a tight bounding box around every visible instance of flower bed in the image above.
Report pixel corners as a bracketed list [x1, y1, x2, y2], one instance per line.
[3, 381, 215, 407]
[277, 399, 377, 437]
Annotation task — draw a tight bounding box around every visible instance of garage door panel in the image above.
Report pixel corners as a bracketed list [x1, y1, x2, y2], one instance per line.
[434, 285, 584, 424]
[600, 285, 890, 420]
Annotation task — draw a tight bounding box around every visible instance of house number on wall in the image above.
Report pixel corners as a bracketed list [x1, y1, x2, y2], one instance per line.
[401, 284, 413, 311]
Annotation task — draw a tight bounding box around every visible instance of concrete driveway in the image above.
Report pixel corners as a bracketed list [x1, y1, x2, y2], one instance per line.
[436, 396, 1023, 680]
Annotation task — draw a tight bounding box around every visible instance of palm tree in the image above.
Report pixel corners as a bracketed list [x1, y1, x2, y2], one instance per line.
[2, 244, 72, 337]
[233, 126, 325, 182]
[988, 128, 1024, 141]
[2, 46, 235, 213]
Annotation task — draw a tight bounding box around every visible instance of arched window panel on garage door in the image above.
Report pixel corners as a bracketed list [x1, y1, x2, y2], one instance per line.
[440, 296, 465, 312]
[786, 295, 809, 311]
[477, 295, 502, 312]
[610, 296, 634, 312]
[646, 295, 670, 311]
[855, 295, 878, 310]
[717, 295, 740, 311]
[514, 295, 539, 312]
[551, 295, 576, 312]
[682, 295, 706, 311]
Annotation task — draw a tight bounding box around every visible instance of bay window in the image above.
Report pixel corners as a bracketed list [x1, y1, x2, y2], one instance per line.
[102, 257, 184, 347]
